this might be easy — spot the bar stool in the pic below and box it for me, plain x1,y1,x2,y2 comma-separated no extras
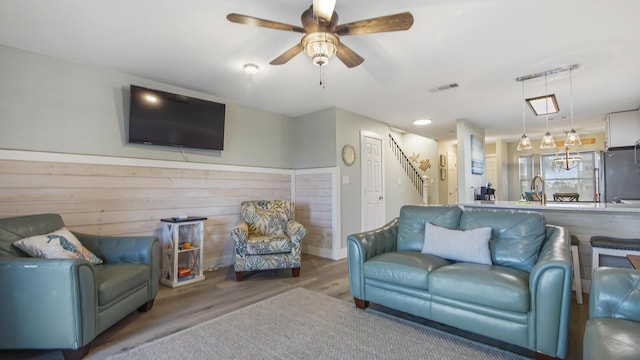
591,236,640,274
570,235,583,304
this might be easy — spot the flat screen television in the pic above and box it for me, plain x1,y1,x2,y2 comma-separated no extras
128,85,226,151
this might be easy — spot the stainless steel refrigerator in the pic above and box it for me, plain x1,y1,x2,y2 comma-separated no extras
603,147,640,203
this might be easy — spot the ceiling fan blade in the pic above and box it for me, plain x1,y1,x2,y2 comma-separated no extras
336,12,414,36
270,43,304,65
226,13,305,33
313,0,336,22
336,42,364,68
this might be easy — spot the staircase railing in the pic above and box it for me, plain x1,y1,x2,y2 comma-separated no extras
389,134,429,203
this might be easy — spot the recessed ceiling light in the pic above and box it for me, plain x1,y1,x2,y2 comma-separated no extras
413,119,432,126
243,63,259,74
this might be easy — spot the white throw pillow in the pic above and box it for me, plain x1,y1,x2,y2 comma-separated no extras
13,227,103,264
422,223,492,265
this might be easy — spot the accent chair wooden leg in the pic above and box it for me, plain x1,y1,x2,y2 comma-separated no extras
291,267,301,277
62,343,91,360
354,298,369,309
235,271,244,281
137,298,155,312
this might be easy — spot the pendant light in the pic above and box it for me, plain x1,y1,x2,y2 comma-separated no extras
517,80,532,151
540,73,557,149
565,67,582,146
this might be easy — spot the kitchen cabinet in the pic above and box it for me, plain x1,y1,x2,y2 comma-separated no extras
607,110,640,149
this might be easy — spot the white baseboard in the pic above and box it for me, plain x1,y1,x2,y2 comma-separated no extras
302,245,347,260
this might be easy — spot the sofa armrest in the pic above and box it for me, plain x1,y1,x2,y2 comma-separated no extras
528,224,573,358
590,267,640,321
0,257,97,350
347,217,399,299
230,222,249,257
286,220,306,243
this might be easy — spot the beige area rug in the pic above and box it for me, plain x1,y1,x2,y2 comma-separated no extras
108,287,530,359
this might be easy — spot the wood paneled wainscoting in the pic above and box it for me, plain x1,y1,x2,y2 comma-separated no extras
0,150,343,270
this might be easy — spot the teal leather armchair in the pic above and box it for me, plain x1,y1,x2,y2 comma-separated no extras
0,214,160,359
583,267,640,360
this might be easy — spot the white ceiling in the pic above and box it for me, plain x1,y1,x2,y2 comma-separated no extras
1,0,639,143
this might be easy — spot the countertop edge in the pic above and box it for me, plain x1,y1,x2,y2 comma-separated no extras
457,201,640,214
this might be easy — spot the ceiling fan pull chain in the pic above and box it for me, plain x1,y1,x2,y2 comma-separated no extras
319,65,326,89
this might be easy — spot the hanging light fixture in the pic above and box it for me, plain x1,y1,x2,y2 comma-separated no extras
554,145,583,170
302,32,338,88
565,66,582,146
540,73,557,149
517,80,532,151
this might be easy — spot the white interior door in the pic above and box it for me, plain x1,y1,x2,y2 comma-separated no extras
361,131,384,231
447,152,458,204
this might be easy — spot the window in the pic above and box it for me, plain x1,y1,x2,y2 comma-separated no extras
518,155,534,197
540,150,597,201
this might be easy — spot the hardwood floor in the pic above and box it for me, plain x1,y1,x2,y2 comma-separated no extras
1,253,588,359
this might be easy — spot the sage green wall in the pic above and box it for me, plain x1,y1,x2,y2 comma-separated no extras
335,109,436,247
292,108,337,168
0,44,294,168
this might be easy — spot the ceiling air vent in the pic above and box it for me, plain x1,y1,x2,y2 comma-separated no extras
430,83,459,93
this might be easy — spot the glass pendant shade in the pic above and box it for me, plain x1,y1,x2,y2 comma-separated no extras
517,134,532,151
540,131,557,149
565,129,582,146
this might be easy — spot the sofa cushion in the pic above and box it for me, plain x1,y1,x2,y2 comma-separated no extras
397,205,462,252
12,227,103,264
95,263,150,306
584,318,640,360
429,263,530,313
422,223,492,265
459,208,545,272
364,251,450,290
245,235,292,255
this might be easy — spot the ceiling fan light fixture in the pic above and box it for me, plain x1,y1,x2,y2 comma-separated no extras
303,32,338,67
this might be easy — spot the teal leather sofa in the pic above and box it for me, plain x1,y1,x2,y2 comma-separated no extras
348,205,572,359
0,214,160,359
583,267,640,360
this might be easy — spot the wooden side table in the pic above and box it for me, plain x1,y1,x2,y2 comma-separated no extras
160,216,207,288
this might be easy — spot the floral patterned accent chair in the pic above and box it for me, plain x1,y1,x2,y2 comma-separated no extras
231,200,306,281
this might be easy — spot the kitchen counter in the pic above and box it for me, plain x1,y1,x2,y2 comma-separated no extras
458,200,640,289
458,200,640,213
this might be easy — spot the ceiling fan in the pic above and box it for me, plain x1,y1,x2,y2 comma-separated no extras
226,0,414,68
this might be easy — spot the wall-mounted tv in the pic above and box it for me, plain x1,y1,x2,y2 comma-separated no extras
128,85,226,151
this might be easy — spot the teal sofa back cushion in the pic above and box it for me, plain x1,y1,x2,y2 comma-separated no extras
459,208,546,272
397,205,462,252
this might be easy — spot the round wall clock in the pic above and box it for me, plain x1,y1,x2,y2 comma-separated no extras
342,144,356,166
